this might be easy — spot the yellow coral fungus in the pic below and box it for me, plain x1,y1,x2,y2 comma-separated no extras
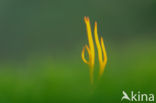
81,16,107,84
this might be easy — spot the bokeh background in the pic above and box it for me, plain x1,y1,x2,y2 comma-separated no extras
0,0,156,103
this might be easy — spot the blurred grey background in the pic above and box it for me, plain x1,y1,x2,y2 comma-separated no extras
0,0,156,61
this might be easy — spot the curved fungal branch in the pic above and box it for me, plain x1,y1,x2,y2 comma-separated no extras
81,16,107,84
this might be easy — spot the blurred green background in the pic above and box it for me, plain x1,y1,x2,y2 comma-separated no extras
0,0,156,103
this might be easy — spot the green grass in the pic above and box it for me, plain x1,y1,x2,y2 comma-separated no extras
0,40,156,103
